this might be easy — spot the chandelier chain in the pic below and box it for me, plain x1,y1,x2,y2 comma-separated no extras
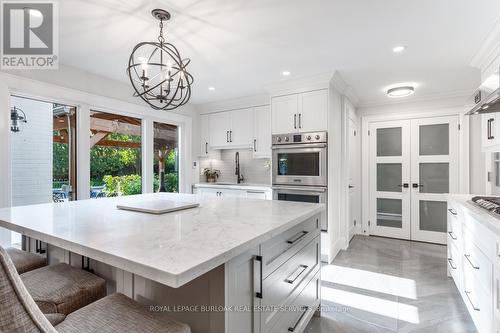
158,19,165,44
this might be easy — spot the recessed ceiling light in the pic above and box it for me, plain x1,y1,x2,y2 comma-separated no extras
208,87,215,91
282,71,291,76
387,86,415,98
392,45,406,53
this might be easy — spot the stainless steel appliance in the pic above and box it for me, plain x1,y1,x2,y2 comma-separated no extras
471,196,500,215
272,186,328,231
272,131,327,187
272,131,328,231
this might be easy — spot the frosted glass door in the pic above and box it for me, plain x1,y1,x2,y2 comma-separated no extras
410,116,459,244
369,121,411,240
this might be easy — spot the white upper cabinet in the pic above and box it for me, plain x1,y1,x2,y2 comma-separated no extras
271,89,328,134
208,108,255,149
481,113,500,152
199,114,221,158
300,89,328,132
272,94,299,134
253,105,271,158
230,108,254,147
209,111,232,148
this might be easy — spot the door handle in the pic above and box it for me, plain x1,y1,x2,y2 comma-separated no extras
488,118,495,140
348,185,355,189
298,113,302,129
397,183,409,188
205,142,208,154
253,139,257,152
226,131,229,143
412,183,423,188
230,131,233,142
294,114,297,129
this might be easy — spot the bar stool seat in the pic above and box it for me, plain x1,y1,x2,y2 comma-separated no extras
21,263,106,315
56,293,191,333
6,247,47,274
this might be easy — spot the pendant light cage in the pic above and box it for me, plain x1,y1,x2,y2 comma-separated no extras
127,9,193,111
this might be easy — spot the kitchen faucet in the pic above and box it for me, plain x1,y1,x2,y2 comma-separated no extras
235,152,244,184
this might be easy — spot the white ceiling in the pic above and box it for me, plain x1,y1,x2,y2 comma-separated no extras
59,0,500,105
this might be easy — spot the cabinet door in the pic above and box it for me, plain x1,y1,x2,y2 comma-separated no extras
230,108,254,147
198,188,219,199
219,189,246,198
272,94,299,134
199,114,210,157
253,105,271,158
299,89,328,132
209,112,231,148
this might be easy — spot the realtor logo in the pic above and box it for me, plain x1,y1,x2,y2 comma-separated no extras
1,1,58,69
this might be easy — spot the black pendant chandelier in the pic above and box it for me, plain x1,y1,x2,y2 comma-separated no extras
127,9,193,111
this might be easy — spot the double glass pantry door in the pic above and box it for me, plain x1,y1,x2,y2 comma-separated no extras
369,116,459,244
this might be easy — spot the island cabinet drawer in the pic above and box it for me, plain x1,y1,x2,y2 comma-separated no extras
463,217,496,262
447,209,462,246
463,264,493,333
463,239,493,295
267,272,320,333
260,237,319,332
447,241,460,287
261,215,320,278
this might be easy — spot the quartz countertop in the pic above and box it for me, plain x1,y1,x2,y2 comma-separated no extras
0,193,324,288
193,183,271,191
449,194,500,236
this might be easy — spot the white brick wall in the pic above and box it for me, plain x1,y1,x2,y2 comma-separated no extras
10,96,53,207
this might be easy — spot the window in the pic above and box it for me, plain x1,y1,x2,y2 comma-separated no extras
89,111,142,197
153,122,179,192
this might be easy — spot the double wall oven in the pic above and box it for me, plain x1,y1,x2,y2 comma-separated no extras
272,131,328,231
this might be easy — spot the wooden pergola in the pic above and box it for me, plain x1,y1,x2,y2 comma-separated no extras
53,111,178,149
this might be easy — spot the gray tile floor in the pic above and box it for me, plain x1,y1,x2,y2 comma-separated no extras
305,235,477,333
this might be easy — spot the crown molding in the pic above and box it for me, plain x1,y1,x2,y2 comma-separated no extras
195,93,270,114
329,71,360,107
357,89,474,110
265,71,334,97
470,14,500,73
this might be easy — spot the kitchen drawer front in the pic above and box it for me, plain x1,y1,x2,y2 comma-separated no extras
261,215,320,278
463,263,493,333
261,237,320,332
266,271,320,333
462,238,493,296
447,207,462,247
463,217,496,262
447,240,460,287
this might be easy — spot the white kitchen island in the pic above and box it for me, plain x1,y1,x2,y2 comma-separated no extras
0,193,324,333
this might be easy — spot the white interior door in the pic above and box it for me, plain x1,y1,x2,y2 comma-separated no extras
348,118,359,241
369,120,411,240
410,116,459,244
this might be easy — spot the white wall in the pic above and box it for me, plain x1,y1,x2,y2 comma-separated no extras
10,97,53,206
469,115,487,194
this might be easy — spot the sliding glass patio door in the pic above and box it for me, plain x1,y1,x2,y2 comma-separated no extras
369,116,459,244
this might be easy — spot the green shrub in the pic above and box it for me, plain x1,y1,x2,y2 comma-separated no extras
103,174,142,196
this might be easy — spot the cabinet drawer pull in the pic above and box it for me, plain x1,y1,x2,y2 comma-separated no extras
294,114,297,129
448,231,457,240
253,139,257,152
447,258,457,270
286,231,308,244
288,306,309,332
230,130,232,142
464,291,480,311
464,254,480,270
298,113,302,129
226,131,229,143
253,255,263,299
247,190,264,194
285,264,308,284
488,118,495,140
448,208,457,216
205,142,208,154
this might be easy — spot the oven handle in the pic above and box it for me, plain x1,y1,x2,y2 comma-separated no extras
272,186,327,193
272,143,327,149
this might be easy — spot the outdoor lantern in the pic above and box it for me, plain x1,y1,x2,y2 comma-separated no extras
11,106,27,133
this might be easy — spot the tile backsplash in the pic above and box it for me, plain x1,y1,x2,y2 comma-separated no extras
199,149,271,185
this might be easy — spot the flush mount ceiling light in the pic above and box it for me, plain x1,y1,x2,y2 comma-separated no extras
127,9,193,111
282,71,291,76
392,45,406,53
387,86,415,98
208,86,215,91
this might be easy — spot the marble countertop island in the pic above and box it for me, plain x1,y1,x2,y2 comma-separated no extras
0,193,324,288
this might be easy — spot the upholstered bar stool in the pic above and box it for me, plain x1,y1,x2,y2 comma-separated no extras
21,262,107,315
0,245,191,333
6,247,47,274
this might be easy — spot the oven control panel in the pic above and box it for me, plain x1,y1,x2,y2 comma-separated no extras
272,131,327,145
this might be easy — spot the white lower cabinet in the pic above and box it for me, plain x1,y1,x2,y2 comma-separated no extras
225,215,321,333
193,186,272,200
448,199,496,333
